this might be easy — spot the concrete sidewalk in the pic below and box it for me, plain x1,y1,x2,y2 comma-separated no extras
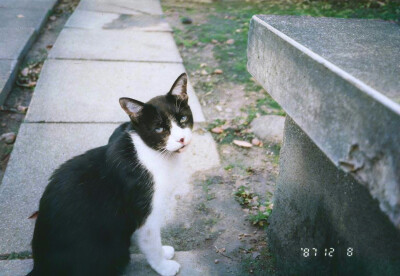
0,0,58,104
0,0,219,275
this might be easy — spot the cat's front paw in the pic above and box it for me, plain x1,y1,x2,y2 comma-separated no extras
153,260,180,276
162,245,175,260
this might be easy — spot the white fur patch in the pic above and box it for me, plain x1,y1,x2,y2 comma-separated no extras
165,121,192,152
130,133,185,275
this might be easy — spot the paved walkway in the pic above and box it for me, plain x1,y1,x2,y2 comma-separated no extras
0,0,220,275
0,0,58,104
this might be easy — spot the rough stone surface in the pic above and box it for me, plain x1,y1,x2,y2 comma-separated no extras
0,0,58,10
250,115,285,144
0,59,18,104
0,8,50,32
269,117,400,275
0,123,218,254
77,0,163,15
248,15,400,227
26,60,205,123
0,27,35,60
0,251,234,276
66,10,172,32
49,28,182,62
258,15,400,103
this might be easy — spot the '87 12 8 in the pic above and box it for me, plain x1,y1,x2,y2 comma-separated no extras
300,248,354,257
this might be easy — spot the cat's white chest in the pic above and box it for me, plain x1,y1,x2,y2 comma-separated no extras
131,134,182,219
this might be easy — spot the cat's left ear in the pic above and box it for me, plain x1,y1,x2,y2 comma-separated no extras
168,73,188,100
119,97,144,120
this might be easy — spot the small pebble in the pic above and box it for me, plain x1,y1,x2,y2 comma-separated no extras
21,68,29,77
17,105,28,113
213,69,223,74
49,15,57,21
211,39,218,44
226,39,235,44
200,69,208,76
214,259,219,264
1,132,16,144
251,138,261,146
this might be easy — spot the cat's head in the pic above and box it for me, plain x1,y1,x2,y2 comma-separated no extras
119,73,193,153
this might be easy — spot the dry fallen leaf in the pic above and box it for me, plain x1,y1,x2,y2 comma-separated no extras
211,127,223,134
28,211,39,219
233,140,253,148
226,39,235,44
214,69,223,74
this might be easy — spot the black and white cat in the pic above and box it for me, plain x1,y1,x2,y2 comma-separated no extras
28,73,193,276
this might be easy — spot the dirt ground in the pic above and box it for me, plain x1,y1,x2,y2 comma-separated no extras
161,1,284,274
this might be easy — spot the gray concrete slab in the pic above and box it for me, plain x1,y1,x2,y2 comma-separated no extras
0,8,50,32
0,27,35,60
0,0,57,10
0,59,18,104
77,0,163,15
26,60,205,122
248,15,400,227
0,123,218,254
0,250,233,276
0,123,119,254
66,10,172,32
49,28,182,62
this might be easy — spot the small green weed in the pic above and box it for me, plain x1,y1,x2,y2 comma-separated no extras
234,186,273,228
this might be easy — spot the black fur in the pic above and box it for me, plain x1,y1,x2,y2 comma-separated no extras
28,73,193,276
29,127,153,276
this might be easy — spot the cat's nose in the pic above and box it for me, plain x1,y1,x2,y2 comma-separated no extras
179,138,185,144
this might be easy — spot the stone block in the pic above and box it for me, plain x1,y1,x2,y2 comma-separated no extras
77,0,163,15
26,60,204,123
49,28,182,62
66,10,172,32
268,117,400,275
247,15,400,227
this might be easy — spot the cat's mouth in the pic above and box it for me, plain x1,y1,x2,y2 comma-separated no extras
175,144,189,153
176,145,186,153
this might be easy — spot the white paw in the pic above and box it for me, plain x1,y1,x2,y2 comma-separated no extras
153,260,181,276
162,245,175,260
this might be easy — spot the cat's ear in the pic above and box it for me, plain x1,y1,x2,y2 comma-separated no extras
168,73,188,100
119,97,144,120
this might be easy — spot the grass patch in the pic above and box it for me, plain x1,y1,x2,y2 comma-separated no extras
234,186,273,229
241,246,276,275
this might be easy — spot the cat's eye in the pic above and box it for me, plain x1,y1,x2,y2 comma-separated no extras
155,127,164,133
180,116,187,123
